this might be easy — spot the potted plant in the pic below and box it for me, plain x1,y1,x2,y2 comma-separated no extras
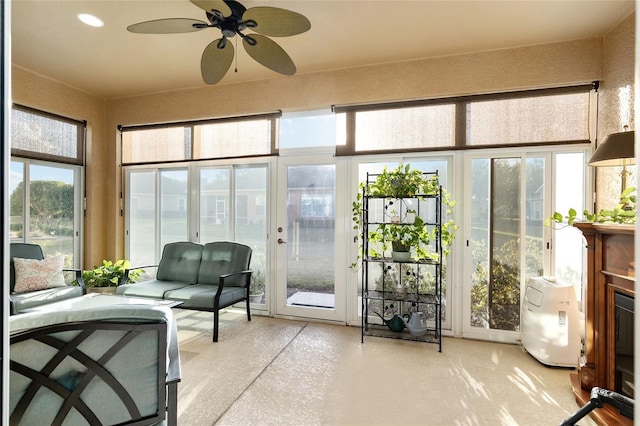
351,164,458,267
249,270,265,303
83,259,144,294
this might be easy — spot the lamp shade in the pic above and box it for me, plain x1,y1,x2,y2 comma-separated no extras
588,130,635,166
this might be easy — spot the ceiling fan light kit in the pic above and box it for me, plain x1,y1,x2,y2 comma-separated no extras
127,0,310,85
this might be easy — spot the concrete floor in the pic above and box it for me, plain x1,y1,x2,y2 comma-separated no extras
173,309,595,426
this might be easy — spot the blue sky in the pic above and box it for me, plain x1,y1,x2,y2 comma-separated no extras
10,162,74,193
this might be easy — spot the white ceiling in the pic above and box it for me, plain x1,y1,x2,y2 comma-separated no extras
11,0,636,99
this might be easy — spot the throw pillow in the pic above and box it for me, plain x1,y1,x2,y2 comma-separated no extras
13,255,67,293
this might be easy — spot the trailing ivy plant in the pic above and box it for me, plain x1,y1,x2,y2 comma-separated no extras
351,164,458,268
546,186,636,227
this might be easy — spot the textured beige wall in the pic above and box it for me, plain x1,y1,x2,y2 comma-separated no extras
11,66,108,268
108,38,603,124
596,13,636,211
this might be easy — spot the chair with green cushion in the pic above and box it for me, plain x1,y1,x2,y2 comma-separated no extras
9,243,86,314
164,241,253,342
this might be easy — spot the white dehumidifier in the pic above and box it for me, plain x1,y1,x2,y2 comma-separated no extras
520,276,581,367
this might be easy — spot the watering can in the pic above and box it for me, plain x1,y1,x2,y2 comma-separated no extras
406,311,427,337
375,312,405,332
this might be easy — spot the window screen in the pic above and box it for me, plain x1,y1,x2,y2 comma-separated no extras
11,105,85,165
467,92,590,146
194,118,272,158
121,113,278,165
353,104,456,151
335,84,593,155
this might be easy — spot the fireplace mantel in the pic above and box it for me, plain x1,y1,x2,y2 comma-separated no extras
572,222,634,425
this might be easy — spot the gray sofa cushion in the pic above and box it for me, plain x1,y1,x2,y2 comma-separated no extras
117,279,190,299
198,242,252,287
165,284,247,309
11,286,84,314
156,242,203,284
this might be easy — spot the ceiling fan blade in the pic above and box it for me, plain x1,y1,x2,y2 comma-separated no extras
243,34,296,75
190,0,232,17
201,38,235,84
127,18,207,34
243,7,311,37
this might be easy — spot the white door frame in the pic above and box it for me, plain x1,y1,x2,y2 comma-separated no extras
273,149,348,323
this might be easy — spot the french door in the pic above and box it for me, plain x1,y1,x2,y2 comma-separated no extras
274,154,346,322
462,149,588,343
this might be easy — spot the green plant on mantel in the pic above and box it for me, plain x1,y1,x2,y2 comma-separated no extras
82,259,144,288
546,186,636,227
351,164,458,268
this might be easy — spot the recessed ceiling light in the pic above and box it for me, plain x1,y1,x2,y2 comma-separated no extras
77,13,104,28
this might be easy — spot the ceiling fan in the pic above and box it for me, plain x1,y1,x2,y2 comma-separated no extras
127,0,311,85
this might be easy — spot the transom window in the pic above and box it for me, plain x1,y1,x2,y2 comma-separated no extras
121,112,279,165
334,84,592,155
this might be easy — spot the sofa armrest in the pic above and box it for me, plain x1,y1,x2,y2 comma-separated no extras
218,269,253,289
120,264,158,286
64,268,86,294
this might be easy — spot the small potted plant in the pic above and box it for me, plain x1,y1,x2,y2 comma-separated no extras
249,270,265,303
83,259,144,294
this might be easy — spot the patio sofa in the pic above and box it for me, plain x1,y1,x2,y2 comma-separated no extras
117,241,253,342
9,304,180,425
9,243,86,315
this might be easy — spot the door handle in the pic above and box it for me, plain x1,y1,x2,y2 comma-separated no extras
278,238,287,244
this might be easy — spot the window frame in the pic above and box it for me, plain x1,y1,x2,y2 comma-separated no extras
333,84,594,156
11,104,85,166
120,111,281,166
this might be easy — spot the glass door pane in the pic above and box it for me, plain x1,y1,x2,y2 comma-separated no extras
127,168,189,266
159,169,188,249
199,165,268,306
525,157,545,284
469,158,522,334
286,165,335,307
235,166,268,305
276,159,343,321
466,154,548,341
356,158,453,330
12,162,79,268
199,168,230,242
552,152,586,304
128,170,157,266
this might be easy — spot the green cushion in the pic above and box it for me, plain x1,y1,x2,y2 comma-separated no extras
156,242,203,284
165,284,247,309
10,286,84,314
117,280,190,298
198,242,252,287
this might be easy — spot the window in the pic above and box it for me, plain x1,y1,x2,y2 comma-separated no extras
125,164,268,305
10,106,84,268
11,105,84,165
334,85,592,155
279,109,336,149
352,104,455,152
121,112,279,164
467,92,590,145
